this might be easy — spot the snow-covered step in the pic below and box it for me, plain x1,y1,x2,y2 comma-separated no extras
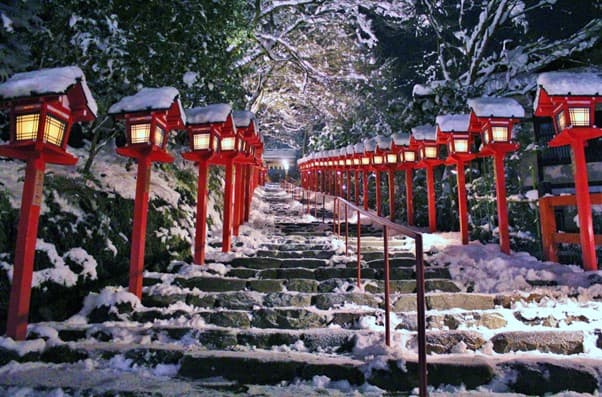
254,249,337,259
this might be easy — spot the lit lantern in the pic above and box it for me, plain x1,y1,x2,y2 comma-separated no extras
386,153,398,164
233,110,259,236
0,66,97,341
411,124,441,232
403,149,417,162
110,87,186,298
468,97,524,255
534,71,602,271
373,154,384,165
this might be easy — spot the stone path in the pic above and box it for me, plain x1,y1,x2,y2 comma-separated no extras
0,183,601,396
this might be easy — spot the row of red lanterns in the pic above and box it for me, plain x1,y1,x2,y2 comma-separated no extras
299,72,602,272
0,66,265,340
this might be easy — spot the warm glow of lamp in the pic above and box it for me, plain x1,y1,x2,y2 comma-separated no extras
43,115,66,146
193,133,211,150
282,159,290,172
556,111,567,132
403,151,416,162
338,159,344,166
569,107,590,127
373,155,384,165
16,114,39,141
422,146,438,159
491,126,509,142
153,126,165,147
345,159,352,166
130,123,151,144
353,158,360,165
386,153,397,164
221,136,236,151
361,157,370,165
452,137,469,153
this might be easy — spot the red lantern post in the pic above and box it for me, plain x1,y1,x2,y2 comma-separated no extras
534,72,602,270
436,114,475,245
182,104,234,265
353,143,364,205
233,110,259,234
0,66,97,340
412,125,442,233
110,87,185,298
468,97,524,255
376,135,397,221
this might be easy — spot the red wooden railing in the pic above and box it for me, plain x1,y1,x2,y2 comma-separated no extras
539,193,602,263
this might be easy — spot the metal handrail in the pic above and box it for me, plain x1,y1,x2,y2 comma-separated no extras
333,196,427,397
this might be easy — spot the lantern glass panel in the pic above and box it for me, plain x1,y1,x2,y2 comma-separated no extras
338,159,344,166
131,123,151,144
361,157,370,165
556,111,567,131
491,126,509,142
345,159,352,166
353,158,360,165
453,138,469,153
569,107,590,127
424,146,438,159
221,136,236,151
43,115,66,146
373,155,383,165
387,154,397,164
404,151,416,162
153,126,165,147
193,133,211,150
16,113,39,141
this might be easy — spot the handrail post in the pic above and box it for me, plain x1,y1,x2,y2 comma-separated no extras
357,210,361,288
415,234,427,397
322,194,326,223
345,204,349,256
383,225,391,347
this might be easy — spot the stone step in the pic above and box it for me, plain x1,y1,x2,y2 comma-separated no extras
4,341,599,395
167,275,459,293
228,257,331,269
255,250,336,259
261,243,333,251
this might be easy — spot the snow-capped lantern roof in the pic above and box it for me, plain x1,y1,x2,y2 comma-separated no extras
392,132,410,147
376,135,392,151
0,66,97,121
233,110,255,129
186,103,232,125
467,97,525,119
353,142,365,154
411,125,437,141
436,114,470,133
345,144,355,156
534,71,602,117
363,138,377,152
109,87,186,129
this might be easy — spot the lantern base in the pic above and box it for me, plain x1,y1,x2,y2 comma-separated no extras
0,143,77,166
182,151,214,163
479,142,519,157
445,153,476,166
116,146,174,163
416,159,444,169
548,128,602,148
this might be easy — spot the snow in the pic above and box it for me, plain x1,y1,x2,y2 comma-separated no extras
233,110,255,128
108,87,186,124
412,80,445,97
0,66,98,116
0,337,46,357
185,103,232,125
1,12,13,33
375,135,392,150
467,97,525,119
436,114,471,132
411,124,437,141
537,71,602,96
363,138,377,152
353,142,364,153
71,286,140,323
182,71,198,88
392,132,409,146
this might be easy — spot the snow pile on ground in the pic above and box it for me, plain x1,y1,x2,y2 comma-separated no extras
68,286,140,324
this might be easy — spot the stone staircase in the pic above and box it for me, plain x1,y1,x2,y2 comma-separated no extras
1,183,601,396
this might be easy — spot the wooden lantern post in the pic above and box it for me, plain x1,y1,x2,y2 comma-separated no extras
391,133,416,226
412,125,442,233
344,145,354,201
468,97,524,255
233,110,259,232
436,114,475,245
110,87,185,298
353,143,364,205
534,72,602,270
362,138,378,214
182,104,234,265
0,66,97,340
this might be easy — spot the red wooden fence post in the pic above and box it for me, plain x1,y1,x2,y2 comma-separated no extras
426,165,437,233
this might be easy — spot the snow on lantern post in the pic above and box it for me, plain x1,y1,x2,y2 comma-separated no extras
534,72,602,270
436,114,475,245
182,104,232,266
353,142,364,205
392,132,416,226
412,125,442,233
468,97,524,255
0,66,97,340
110,87,185,298
233,110,258,235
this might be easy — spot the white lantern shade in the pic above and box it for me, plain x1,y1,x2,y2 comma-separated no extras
403,151,416,162
353,158,360,165
130,123,151,144
193,133,211,150
373,155,384,165
361,157,370,165
16,113,39,142
452,138,469,153
345,159,352,166
386,153,397,164
569,107,590,127
491,126,509,142
422,146,438,159
221,136,236,151
153,125,165,147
